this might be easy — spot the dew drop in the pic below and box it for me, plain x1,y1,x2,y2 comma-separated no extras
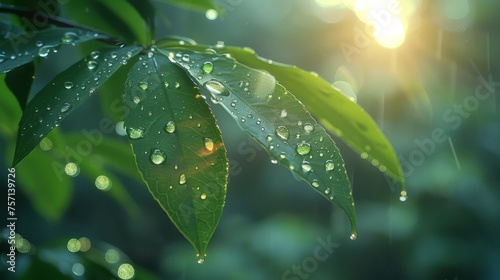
197,258,205,264
90,51,100,59
202,61,214,74
301,162,312,172
275,126,290,141
179,174,187,185
133,96,140,104
138,81,148,90
60,103,72,113
204,137,214,152
296,142,311,155
200,193,207,200
181,54,190,62
61,32,79,44
266,135,273,142
165,121,176,133
279,152,286,159
38,46,51,57
350,233,357,240
127,127,145,139
204,80,229,96
64,81,74,89
324,188,331,195
35,40,43,47
280,109,287,118
303,123,314,133
270,159,278,164
175,82,180,88
163,82,169,88
325,160,335,171
87,60,98,70
312,181,319,188
150,149,167,165
360,152,368,159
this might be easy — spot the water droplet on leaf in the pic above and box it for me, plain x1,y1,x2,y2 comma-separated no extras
64,81,74,89
165,121,176,133
301,162,312,172
61,32,79,44
60,103,72,113
179,174,187,185
204,137,214,152
325,160,335,171
38,46,51,57
275,126,290,141
150,149,166,165
296,142,311,155
202,61,214,74
127,127,145,139
204,80,229,97
304,123,314,133
138,81,148,90
87,60,98,70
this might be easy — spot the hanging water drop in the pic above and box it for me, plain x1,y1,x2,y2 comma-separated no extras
38,46,51,57
60,103,72,113
127,127,145,139
296,142,311,155
150,149,167,165
325,160,335,171
204,80,229,96
275,126,290,141
138,81,148,90
399,191,407,202
179,174,187,185
202,61,214,74
350,233,357,240
204,137,214,152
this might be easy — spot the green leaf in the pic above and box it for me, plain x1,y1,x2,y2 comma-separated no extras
162,43,406,193
0,27,107,74
62,0,149,44
164,49,357,238
6,142,72,221
5,61,34,110
124,53,228,261
13,45,142,166
0,74,22,137
154,0,220,12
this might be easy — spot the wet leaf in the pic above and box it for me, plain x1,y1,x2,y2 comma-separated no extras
164,49,357,238
5,61,34,110
124,53,228,261
13,46,142,166
0,27,107,74
162,43,405,193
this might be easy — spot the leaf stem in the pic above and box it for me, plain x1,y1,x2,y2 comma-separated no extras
0,4,124,46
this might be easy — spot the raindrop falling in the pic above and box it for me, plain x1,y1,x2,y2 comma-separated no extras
204,137,214,152
325,160,335,171
204,80,229,96
165,121,176,133
150,149,167,165
87,60,98,70
60,103,72,113
127,127,145,139
202,61,214,74
64,81,74,89
179,174,187,185
275,126,290,141
296,142,311,155
138,81,148,91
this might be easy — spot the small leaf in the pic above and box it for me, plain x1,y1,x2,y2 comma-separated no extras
124,53,228,260
13,45,142,166
155,0,221,13
162,43,405,192
0,27,108,74
5,61,34,110
164,49,357,238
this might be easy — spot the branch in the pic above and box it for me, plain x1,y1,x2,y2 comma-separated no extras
0,4,125,46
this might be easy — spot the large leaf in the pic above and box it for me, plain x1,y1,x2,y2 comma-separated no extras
158,42,405,193
164,49,358,238
124,53,228,261
13,45,142,166
0,27,107,74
